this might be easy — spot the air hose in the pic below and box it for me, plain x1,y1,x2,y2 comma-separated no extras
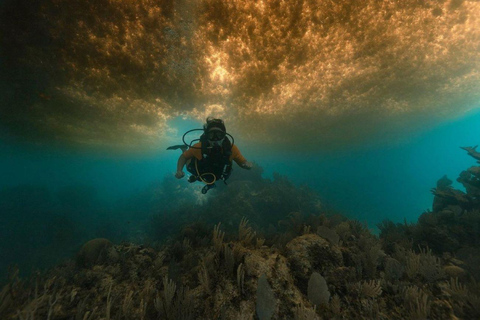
194,158,216,185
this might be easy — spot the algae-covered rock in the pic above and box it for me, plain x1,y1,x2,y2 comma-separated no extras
76,238,114,268
285,234,343,289
241,247,306,318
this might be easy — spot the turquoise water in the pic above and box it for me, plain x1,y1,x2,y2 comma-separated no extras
259,109,480,225
2,109,479,228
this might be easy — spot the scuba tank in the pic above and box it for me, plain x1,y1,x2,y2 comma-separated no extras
187,133,233,193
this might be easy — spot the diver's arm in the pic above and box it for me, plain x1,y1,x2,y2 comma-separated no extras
175,154,187,178
231,145,252,170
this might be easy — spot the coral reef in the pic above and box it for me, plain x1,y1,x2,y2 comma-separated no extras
1,149,480,319
2,214,479,319
380,146,480,283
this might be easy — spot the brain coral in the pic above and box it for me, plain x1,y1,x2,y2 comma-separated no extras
76,238,114,268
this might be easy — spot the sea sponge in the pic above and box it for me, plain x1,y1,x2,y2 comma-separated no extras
256,274,276,320
76,238,114,268
307,272,330,307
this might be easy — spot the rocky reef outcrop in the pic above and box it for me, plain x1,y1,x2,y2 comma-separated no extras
379,146,480,283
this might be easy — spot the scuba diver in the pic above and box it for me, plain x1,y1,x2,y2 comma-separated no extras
168,118,252,194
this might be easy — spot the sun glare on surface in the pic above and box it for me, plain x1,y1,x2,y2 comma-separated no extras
0,0,479,150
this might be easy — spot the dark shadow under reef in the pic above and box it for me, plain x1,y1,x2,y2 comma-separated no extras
1,148,480,319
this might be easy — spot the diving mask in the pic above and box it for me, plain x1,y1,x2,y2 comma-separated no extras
206,128,226,141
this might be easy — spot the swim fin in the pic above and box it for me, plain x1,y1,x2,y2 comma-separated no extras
167,145,188,152
202,183,216,194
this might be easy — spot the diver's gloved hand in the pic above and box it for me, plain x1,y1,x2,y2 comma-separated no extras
240,161,253,170
175,171,185,179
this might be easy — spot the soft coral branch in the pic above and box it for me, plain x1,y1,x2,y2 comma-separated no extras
461,146,480,163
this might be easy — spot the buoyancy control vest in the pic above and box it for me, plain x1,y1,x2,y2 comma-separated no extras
187,134,233,184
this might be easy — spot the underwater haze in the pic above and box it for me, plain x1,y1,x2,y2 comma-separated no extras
1,0,480,319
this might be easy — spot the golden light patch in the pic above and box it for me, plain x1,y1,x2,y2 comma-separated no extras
1,0,479,150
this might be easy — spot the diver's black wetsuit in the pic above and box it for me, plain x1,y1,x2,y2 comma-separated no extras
186,135,233,184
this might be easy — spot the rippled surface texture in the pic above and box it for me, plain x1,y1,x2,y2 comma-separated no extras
1,0,479,149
